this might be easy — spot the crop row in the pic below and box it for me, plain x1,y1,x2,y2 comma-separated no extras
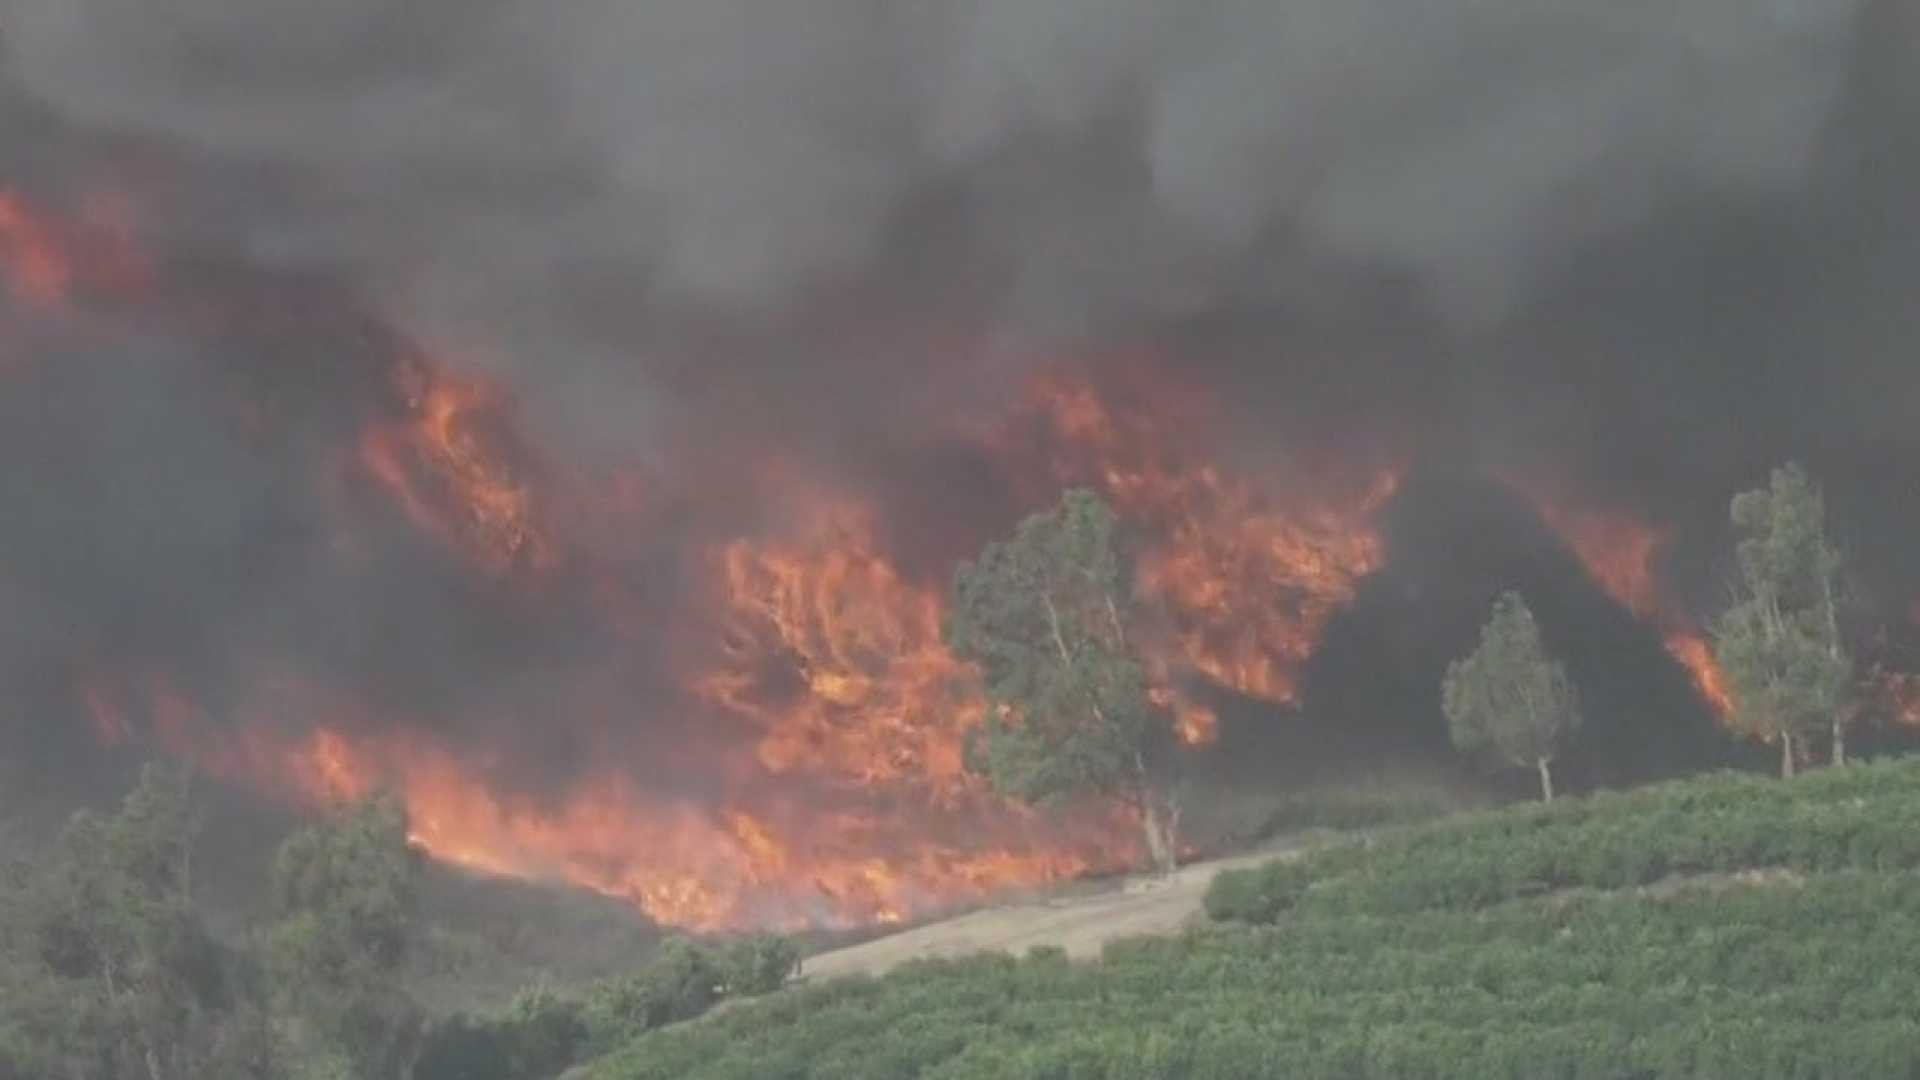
1206,758,1920,923
590,869,1920,1080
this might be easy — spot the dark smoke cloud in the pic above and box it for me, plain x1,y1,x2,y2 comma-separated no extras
0,0,1869,335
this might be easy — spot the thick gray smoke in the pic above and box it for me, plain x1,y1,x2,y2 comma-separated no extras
1,0,1869,338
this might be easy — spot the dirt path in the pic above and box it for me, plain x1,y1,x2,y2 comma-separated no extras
801,847,1299,981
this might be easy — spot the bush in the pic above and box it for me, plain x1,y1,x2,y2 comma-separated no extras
583,936,724,1048
415,983,588,1080
719,933,803,997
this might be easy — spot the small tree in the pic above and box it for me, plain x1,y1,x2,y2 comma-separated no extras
0,764,282,1079
266,795,423,1080
1442,591,1583,802
1713,464,1853,777
945,489,1182,874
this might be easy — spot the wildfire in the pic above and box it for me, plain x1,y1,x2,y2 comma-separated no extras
1524,493,1734,718
0,188,149,311
262,720,1114,930
357,353,559,577
693,504,982,793
57,310,1387,927
1888,675,1920,727
0,190,74,307
1661,633,1737,717
1011,372,1398,738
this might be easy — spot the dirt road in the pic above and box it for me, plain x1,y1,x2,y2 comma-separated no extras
801,847,1296,981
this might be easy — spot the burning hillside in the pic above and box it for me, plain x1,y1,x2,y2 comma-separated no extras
1,187,1413,928
5,0,1920,932
1519,491,1736,719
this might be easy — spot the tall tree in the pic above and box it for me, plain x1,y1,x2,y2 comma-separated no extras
1713,464,1853,776
945,489,1182,874
1442,591,1583,802
266,795,423,1080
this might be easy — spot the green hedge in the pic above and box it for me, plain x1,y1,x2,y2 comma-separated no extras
1207,758,1920,923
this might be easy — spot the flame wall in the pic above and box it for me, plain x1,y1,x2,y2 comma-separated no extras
3,1,1920,928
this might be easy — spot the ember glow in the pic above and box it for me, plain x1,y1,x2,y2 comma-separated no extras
0,188,148,312
0,190,73,307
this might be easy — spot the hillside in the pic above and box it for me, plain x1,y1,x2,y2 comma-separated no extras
579,759,1920,1080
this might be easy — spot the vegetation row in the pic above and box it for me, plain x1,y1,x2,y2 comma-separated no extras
1205,757,1920,923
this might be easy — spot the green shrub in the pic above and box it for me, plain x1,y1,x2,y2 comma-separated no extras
718,933,802,997
583,936,724,1047
1212,759,1920,925
414,982,588,1080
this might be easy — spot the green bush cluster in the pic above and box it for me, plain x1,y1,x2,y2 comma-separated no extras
1207,758,1920,923
417,933,801,1080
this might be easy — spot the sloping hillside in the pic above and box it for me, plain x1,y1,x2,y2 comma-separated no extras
580,758,1920,1080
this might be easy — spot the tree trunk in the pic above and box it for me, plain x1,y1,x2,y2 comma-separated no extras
1536,758,1554,803
1821,571,1845,770
1140,796,1176,877
1781,732,1796,779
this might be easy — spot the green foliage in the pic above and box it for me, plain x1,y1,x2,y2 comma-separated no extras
1200,858,1319,924
583,759,1920,1080
1714,463,1852,772
581,936,724,1050
1207,758,1920,922
1442,591,1581,799
946,489,1178,869
417,932,801,1080
717,932,802,997
271,794,419,972
267,795,424,1080
0,764,284,1079
415,981,587,1080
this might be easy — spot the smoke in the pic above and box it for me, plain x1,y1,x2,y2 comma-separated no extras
0,0,1871,335
2,0,1919,898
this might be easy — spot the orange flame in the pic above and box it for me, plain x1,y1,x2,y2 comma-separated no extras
693,504,980,792
263,720,1116,931
1524,492,1734,718
71,345,1392,928
0,191,75,307
0,188,150,312
1014,372,1398,734
1661,632,1737,717
1887,675,1920,727
357,355,559,577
